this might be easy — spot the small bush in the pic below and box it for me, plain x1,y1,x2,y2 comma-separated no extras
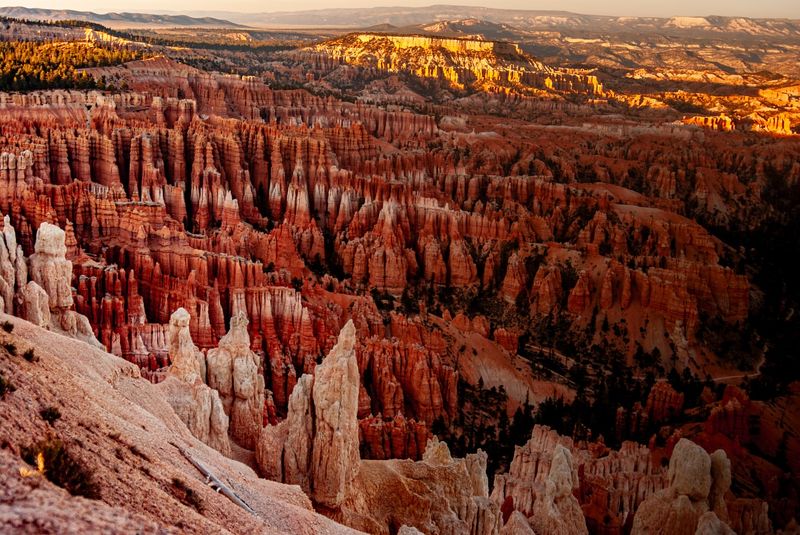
1,321,13,333
0,372,15,397
40,406,61,425
21,439,99,499
171,477,204,512
23,349,37,362
3,341,16,356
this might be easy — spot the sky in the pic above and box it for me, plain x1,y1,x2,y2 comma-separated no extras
1,0,798,19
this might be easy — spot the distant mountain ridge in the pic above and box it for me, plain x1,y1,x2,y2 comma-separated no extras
197,5,800,37
0,6,241,28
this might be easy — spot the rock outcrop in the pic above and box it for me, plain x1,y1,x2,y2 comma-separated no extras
631,438,737,535
500,511,535,535
206,312,265,449
27,222,101,347
256,320,360,507
311,320,361,507
158,308,231,456
493,425,668,533
337,439,501,535
530,445,589,535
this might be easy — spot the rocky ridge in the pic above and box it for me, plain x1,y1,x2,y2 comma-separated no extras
302,33,604,96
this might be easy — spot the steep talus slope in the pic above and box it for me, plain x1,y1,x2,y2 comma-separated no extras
0,313,361,534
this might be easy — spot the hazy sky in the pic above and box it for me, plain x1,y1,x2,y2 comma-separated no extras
1,0,798,18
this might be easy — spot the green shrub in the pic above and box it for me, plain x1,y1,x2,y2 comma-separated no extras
21,439,99,499
0,372,15,397
40,406,61,425
1,321,13,333
23,348,37,362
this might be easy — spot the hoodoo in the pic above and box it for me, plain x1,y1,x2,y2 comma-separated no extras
0,6,798,534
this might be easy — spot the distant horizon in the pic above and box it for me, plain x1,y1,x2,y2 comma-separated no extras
1,1,798,20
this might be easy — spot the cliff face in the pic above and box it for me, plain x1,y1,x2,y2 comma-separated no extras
303,33,604,95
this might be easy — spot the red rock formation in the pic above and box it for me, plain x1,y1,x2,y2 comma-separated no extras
631,439,743,535
531,266,562,315
358,414,431,460
645,382,685,424
0,51,791,530
568,270,592,314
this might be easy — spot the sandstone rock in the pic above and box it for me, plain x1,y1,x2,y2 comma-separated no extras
161,307,230,456
0,215,25,314
530,445,588,535
359,414,430,460
631,438,735,535
695,512,735,535
257,320,360,507
21,280,50,327
646,382,685,423
307,34,604,97
206,312,265,449
337,437,501,535
567,270,592,314
493,425,668,532
709,450,731,521
158,372,231,456
311,319,361,507
27,221,102,347
668,439,711,502
501,511,535,535
167,307,206,382
29,222,72,309
256,372,315,490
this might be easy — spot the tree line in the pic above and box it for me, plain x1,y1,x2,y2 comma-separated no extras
0,41,143,91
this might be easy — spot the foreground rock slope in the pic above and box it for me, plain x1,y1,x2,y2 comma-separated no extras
0,313,361,534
